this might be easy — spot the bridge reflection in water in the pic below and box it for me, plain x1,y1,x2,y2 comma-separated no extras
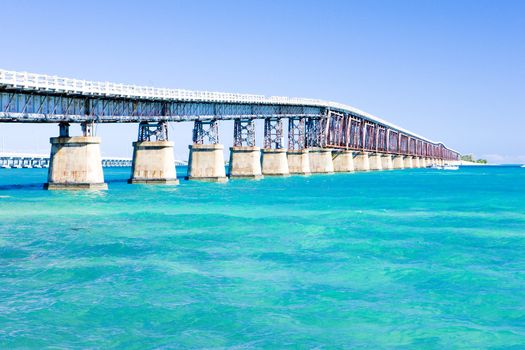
0,69,460,190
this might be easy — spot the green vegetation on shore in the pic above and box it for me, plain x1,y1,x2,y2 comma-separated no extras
461,154,488,164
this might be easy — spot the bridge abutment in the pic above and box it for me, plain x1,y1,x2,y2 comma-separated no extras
403,156,414,168
261,118,289,176
129,141,178,184
353,152,370,171
129,122,178,184
187,120,227,182
286,118,310,175
332,150,354,172
229,119,262,179
261,149,289,176
309,148,334,174
287,149,311,175
413,156,421,168
45,123,107,190
392,155,405,169
369,153,383,171
229,146,262,179
187,144,227,181
381,154,394,170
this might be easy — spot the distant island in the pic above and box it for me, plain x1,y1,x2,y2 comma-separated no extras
461,154,488,164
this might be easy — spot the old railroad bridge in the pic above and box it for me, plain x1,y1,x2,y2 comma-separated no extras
0,69,459,190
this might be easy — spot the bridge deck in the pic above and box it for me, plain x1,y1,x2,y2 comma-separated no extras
0,69,453,152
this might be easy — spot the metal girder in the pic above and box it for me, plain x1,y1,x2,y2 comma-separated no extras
264,117,284,149
288,117,306,150
0,87,460,160
193,120,219,144
233,118,256,147
137,121,169,142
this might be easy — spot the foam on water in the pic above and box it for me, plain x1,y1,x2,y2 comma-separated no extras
0,166,524,348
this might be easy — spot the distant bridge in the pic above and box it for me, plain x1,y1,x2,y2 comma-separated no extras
0,69,459,190
0,152,129,168
0,152,187,169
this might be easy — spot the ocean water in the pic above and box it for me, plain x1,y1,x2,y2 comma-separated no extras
0,166,524,349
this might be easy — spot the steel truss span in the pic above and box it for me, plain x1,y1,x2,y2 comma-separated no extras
0,69,459,160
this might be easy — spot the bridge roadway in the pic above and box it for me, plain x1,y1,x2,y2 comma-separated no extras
0,69,460,190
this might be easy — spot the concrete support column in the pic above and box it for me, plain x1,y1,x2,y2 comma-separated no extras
369,153,383,171
229,146,262,179
187,144,227,182
287,149,311,175
129,141,178,184
381,154,394,170
261,148,289,176
332,150,354,172
353,151,370,171
419,157,427,168
404,156,414,168
309,147,334,173
45,136,107,190
413,156,421,168
392,155,405,169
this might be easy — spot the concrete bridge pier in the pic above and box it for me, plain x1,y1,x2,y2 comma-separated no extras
286,118,310,175
332,150,354,172
287,149,311,175
381,154,394,170
369,153,383,171
129,122,178,184
309,148,334,173
187,120,227,182
229,119,262,179
392,155,405,169
404,156,414,168
45,122,107,190
419,157,428,168
229,146,262,179
413,156,421,168
261,118,289,176
353,151,370,171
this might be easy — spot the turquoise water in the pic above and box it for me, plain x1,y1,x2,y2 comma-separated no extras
1,166,524,349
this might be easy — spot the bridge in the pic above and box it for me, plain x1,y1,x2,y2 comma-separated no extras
0,152,136,169
0,69,459,189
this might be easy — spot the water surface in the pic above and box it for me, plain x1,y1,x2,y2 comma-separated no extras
1,166,524,349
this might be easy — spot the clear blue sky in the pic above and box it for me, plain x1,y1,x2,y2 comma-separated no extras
1,0,523,163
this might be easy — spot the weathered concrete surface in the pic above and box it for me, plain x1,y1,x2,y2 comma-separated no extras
424,157,432,167
229,146,262,179
369,153,383,171
403,156,414,168
419,157,427,168
413,157,421,168
332,150,354,172
129,141,178,184
261,148,289,176
45,136,107,190
287,149,311,175
353,152,370,171
309,148,334,174
392,155,405,169
187,144,228,182
381,154,394,170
